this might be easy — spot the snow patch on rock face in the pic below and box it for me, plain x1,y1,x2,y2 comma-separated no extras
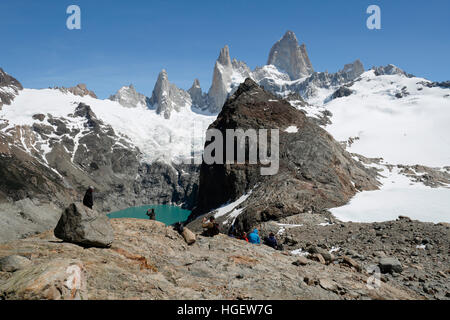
214,190,253,220
285,126,298,133
291,248,309,256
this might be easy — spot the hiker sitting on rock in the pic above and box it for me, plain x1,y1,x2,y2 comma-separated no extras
82,186,94,209
248,229,261,244
146,208,156,220
202,216,220,237
263,232,279,250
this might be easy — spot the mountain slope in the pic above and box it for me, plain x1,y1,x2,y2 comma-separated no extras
321,70,450,166
0,88,204,242
311,70,450,223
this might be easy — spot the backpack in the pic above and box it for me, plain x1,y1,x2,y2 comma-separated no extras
173,222,184,234
211,223,220,236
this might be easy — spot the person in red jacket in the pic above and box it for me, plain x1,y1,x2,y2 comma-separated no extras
241,232,249,242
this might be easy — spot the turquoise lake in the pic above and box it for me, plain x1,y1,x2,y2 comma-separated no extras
108,205,191,226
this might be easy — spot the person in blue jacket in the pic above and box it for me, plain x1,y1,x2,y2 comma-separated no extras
263,233,278,249
248,229,261,244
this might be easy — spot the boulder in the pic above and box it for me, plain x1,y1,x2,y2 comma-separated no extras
308,246,334,264
309,253,326,265
319,278,338,292
0,255,31,272
181,227,196,245
0,259,86,300
292,256,309,266
379,257,403,274
342,256,361,272
54,203,114,248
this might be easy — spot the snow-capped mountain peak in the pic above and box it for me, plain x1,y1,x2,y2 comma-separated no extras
267,30,314,80
149,69,192,119
188,79,207,108
217,45,232,67
206,46,251,113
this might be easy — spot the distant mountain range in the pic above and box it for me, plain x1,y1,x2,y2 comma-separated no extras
107,30,367,117
0,30,449,243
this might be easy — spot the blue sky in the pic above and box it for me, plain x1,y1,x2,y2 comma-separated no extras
1,0,449,98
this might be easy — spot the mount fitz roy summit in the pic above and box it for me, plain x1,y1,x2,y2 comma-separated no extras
0,30,450,245
267,30,314,79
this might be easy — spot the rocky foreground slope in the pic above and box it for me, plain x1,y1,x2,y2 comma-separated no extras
0,218,436,300
256,213,449,300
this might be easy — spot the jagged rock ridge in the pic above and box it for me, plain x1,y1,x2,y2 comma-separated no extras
55,84,97,99
188,79,207,108
107,31,368,117
372,64,414,78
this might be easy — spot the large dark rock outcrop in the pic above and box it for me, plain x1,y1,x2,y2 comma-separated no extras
332,86,353,99
54,203,114,248
190,78,379,232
